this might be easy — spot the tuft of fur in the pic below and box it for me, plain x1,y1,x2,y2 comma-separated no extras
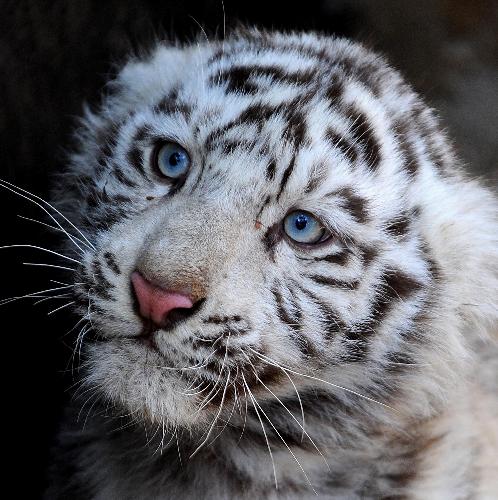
47,29,498,499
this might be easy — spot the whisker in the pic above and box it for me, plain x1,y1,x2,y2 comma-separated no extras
0,244,80,263
248,347,397,412
17,215,89,248
47,301,75,315
241,372,278,490
0,284,75,306
189,371,231,459
22,262,76,272
243,354,330,471
33,294,72,305
0,178,95,250
242,372,316,494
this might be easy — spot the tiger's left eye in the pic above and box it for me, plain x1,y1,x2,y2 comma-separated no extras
283,211,329,245
154,142,191,179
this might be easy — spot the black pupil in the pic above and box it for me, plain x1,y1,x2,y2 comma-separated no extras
169,151,182,166
295,214,308,230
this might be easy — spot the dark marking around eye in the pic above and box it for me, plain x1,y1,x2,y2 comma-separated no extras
103,252,121,275
133,125,150,143
325,128,358,163
262,222,282,256
127,146,145,176
348,107,381,171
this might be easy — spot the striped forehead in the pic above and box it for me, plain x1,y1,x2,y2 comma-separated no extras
125,36,403,208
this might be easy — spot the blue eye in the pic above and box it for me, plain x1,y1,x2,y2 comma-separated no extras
283,211,329,244
155,142,191,178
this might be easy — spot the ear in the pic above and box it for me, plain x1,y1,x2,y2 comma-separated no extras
109,43,189,111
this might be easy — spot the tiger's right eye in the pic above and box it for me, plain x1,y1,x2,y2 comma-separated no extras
154,142,191,179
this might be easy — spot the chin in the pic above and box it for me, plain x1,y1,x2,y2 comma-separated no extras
84,339,214,429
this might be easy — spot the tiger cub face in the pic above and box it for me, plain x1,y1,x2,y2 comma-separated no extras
63,30,489,432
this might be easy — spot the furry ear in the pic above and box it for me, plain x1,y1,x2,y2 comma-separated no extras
109,43,189,111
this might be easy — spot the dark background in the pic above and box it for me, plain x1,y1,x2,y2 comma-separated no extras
1,1,496,497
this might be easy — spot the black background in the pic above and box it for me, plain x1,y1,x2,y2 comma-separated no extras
1,1,496,497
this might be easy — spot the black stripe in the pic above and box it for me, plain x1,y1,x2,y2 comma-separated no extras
393,120,419,176
238,103,283,127
276,155,296,202
325,78,344,104
348,107,381,171
262,222,282,256
304,166,326,194
297,285,344,341
342,269,423,361
308,274,360,289
318,250,350,266
127,146,145,176
91,260,114,300
357,245,378,267
271,284,300,333
256,195,272,220
385,214,410,237
213,65,314,94
325,128,357,163
332,187,369,224
103,252,121,275
203,315,242,325
265,161,276,181
204,103,281,151
339,57,383,97
284,108,307,149
112,167,137,188
156,99,191,118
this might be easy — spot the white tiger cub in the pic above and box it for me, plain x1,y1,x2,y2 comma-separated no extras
46,29,498,498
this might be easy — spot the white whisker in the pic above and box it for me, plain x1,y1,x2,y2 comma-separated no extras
0,178,95,250
0,244,80,263
47,301,75,315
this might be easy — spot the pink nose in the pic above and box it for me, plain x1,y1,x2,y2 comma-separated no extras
131,271,194,326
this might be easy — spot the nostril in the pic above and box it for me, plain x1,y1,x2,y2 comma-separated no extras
131,271,197,328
